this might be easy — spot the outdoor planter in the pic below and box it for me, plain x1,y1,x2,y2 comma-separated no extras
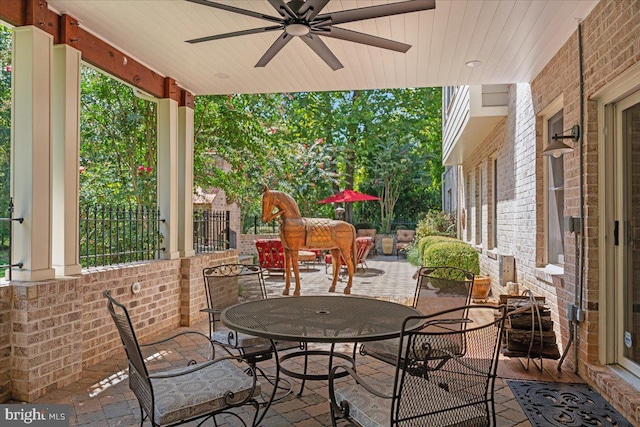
472,275,492,302
381,237,394,255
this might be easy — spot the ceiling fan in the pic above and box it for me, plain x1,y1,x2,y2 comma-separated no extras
185,0,436,70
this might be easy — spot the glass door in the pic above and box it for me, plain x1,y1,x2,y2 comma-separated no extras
616,92,640,376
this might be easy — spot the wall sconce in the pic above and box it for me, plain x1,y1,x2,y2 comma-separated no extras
542,125,580,158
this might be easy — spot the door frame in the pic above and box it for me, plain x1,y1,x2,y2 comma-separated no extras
613,92,640,375
595,61,640,370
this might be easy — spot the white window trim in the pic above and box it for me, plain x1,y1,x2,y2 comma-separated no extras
490,154,498,250
540,96,564,271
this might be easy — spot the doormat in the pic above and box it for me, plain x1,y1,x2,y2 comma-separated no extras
507,380,633,427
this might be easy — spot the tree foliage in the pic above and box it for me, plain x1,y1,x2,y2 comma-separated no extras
80,67,157,206
0,25,11,253
191,88,442,230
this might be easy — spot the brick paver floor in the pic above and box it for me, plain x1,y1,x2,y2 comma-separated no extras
29,256,583,426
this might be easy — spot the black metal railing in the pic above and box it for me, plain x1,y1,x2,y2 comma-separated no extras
242,215,278,235
80,204,165,268
193,209,232,253
0,198,24,280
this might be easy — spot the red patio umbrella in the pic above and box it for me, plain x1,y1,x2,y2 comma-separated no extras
317,189,380,204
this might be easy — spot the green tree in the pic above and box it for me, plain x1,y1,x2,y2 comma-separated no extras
280,87,442,227
193,93,289,224
0,25,11,258
80,67,157,206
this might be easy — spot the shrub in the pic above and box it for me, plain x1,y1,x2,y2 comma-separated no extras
417,236,457,260
415,210,456,240
406,243,422,266
422,240,480,275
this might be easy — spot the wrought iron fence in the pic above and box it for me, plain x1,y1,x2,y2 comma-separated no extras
243,215,278,235
80,204,165,268
0,198,24,280
193,209,232,253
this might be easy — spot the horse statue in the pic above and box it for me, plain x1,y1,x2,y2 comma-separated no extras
261,186,357,296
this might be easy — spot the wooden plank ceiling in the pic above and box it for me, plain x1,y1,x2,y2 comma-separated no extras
41,0,597,95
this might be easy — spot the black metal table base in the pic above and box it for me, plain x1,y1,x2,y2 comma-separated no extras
278,345,355,396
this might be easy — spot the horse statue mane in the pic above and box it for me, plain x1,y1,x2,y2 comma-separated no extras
262,186,357,296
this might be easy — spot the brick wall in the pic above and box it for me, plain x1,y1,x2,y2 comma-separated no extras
0,285,12,402
180,251,239,326
11,278,82,402
238,233,280,256
2,249,238,403
81,260,183,370
455,0,640,423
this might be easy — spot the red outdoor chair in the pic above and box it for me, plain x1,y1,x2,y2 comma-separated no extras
324,236,373,274
255,239,285,274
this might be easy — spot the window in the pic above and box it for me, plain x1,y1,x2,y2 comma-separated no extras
491,157,498,249
476,166,483,245
546,110,564,265
466,172,472,241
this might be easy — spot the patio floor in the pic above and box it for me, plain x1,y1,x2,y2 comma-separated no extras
28,256,583,426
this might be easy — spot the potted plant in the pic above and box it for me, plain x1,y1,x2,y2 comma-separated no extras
472,275,492,302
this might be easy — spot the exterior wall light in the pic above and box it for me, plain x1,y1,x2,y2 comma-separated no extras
542,124,580,158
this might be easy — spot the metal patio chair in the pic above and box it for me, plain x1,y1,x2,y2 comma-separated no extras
324,236,374,274
330,304,507,427
202,264,299,401
104,291,260,427
360,266,475,366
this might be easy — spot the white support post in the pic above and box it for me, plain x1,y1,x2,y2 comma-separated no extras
10,27,56,281
178,106,195,258
51,44,82,276
157,98,180,259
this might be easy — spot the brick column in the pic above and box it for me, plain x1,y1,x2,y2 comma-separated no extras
10,279,82,401
0,286,12,402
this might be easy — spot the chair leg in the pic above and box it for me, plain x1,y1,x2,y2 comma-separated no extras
138,406,146,427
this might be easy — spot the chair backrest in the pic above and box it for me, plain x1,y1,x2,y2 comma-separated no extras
396,229,416,243
203,264,267,310
413,266,474,313
355,236,373,264
104,291,153,416
255,239,285,270
330,237,373,267
392,305,507,426
356,228,377,239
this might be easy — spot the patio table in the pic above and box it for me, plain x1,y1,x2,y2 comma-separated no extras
221,295,423,397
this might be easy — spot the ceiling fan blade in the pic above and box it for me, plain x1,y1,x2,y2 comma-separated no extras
298,0,330,20
314,27,411,52
267,0,297,19
185,0,282,24
315,0,435,26
187,25,282,44
255,31,295,67
301,34,343,70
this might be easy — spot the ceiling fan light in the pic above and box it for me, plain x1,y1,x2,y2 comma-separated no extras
286,23,310,36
